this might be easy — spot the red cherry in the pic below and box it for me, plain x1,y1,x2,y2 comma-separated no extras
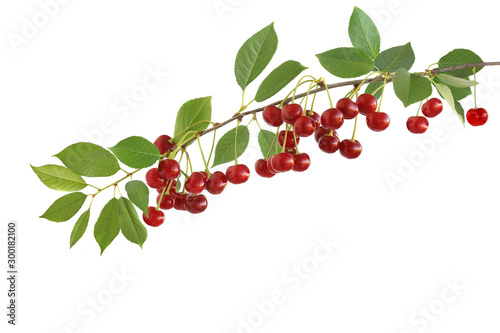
307,110,321,127
278,130,300,149
321,108,344,130
318,135,340,154
255,159,276,178
466,108,488,126
293,116,316,137
406,116,429,134
154,135,175,155
143,207,165,227
226,164,250,184
145,168,166,189
422,98,443,118
185,172,207,194
174,193,188,211
366,112,390,132
281,104,303,124
270,152,294,172
336,98,359,119
262,105,284,127
156,192,176,210
292,153,311,172
314,126,336,143
206,171,228,195
266,157,279,174
356,94,377,116
158,159,180,180
339,139,362,159
185,194,208,214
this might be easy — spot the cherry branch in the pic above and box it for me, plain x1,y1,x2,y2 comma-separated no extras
181,61,500,148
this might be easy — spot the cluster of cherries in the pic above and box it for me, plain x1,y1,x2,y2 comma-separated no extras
142,92,489,227
142,135,251,227
406,98,489,133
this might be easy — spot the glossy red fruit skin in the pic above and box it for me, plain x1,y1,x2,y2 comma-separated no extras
307,111,321,127
143,207,165,227
282,104,303,124
314,126,335,143
278,130,300,149
156,192,176,210
185,172,207,194
266,158,279,174
145,168,167,189
356,94,377,116
422,98,443,118
339,139,362,159
185,194,208,214
206,171,228,195
336,98,359,119
366,112,390,132
255,159,276,178
270,152,294,172
466,108,488,126
292,153,311,172
154,135,175,155
174,193,188,211
406,116,429,134
293,116,316,137
321,108,344,130
318,135,340,154
262,105,284,127
226,164,250,184
158,159,180,180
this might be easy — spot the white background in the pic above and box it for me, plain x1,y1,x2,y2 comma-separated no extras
1,0,499,332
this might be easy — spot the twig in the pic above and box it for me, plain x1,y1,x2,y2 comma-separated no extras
181,62,500,147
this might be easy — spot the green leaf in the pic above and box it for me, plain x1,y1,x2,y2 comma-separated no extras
94,198,121,255
173,96,212,146
348,6,380,58
255,60,307,102
374,43,415,73
435,73,477,88
364,81,385,100
212,125,250,167
235,23,278,90
118,197,147,248
392,68,432,107
432,82,465,125
40,192,87,222
437,49,483,78
55,142,120,177
258,129,280,159
433,75,471,101
109,136,161,169
70,209,90,248
31,164,87,192
316,47,374,79
125,180,150,217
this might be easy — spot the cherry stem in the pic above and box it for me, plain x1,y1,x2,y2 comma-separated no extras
473,67,477,109
351,115,359,142
197,135,209,173
376,75,388,113
207,129,217,168
234,120,241,164
320,77,334,108
416,99,424,116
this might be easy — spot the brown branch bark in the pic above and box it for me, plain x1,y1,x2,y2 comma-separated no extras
181,62,500,147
